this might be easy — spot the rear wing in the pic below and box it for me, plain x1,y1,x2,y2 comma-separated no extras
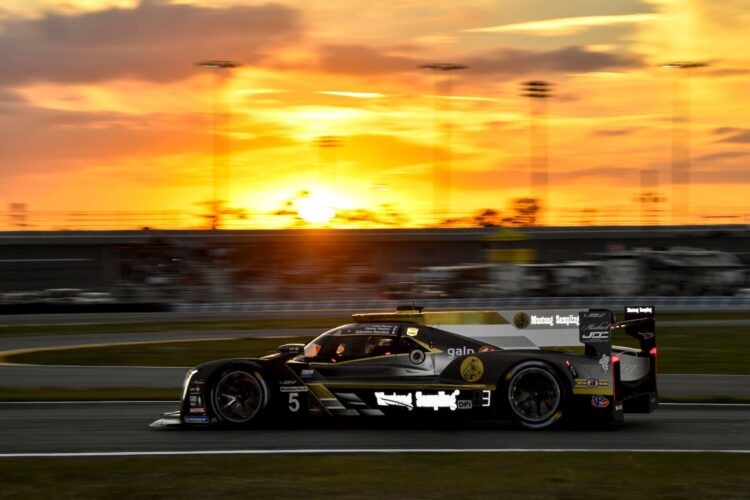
579,306,656,357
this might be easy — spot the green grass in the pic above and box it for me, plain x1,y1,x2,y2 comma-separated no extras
7,325,750,374
0,318,347,337
659,395,750,404
0,310,748,338
648,326,750,374
5,337,315,367
0,452,747,499
655,311,750,322
0,387,179,401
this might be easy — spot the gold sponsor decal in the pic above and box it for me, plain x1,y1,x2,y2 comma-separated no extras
460,356,484,383
514,312,530,329
406,327,419,337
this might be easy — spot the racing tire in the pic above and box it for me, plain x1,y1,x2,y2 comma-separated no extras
504,361,567,430
209,367,269,427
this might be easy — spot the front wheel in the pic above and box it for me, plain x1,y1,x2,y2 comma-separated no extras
210,368,268,426
505,362,567,429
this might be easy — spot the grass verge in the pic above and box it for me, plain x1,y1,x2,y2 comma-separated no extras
0,318,348,337
4,337,314,367
660,395,750,404
0,387,179,401
0,452,748,499
6,325,750,374
1,310,749,337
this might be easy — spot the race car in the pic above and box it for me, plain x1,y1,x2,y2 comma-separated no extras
151,305,657,430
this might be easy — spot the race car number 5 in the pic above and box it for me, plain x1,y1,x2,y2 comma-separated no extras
288,392,300,412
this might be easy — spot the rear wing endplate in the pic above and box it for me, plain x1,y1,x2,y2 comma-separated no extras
579,305,655,357
620,305,656,352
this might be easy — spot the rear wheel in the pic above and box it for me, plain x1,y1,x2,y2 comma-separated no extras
210,368,268,426
506,362,566,429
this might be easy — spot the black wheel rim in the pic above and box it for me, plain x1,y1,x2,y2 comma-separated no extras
508,367,561,423
213,371,264,423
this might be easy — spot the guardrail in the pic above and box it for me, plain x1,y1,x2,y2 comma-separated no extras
175,296,750,313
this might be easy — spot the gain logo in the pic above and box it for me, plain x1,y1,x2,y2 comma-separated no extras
514,312,530,329
460,356,484,382
447,346,475,357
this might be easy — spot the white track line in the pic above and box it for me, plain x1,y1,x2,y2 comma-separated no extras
0,401,746,407
660,403,750,407
0,449,748,458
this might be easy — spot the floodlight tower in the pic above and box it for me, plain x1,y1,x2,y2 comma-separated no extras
196,60,238,229
420,63,468,224
661,61,707,225
317,135,342,193
521,80,555,226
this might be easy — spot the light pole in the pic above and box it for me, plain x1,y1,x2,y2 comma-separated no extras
317,135,342,193
196,60,238,229
521,80,555,226
420,63,467,224
661,61,707,225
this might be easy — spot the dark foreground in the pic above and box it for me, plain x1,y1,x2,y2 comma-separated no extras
0,402,748,455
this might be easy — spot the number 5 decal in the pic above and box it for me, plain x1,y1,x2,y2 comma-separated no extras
288,392,300,412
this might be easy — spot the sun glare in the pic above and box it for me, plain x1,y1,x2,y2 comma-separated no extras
295,194,336,224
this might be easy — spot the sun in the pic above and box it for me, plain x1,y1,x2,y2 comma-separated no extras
295,193,336,224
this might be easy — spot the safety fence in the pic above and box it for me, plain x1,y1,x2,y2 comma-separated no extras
175,296,750,313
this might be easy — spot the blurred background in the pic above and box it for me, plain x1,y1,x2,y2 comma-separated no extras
1,0,749,309
1,226,748,308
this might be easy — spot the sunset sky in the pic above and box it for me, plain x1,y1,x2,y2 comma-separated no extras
1,0,749,228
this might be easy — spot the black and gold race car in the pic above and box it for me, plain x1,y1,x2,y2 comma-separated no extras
151,305,657,430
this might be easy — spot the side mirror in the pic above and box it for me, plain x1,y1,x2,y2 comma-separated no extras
279,343,305,354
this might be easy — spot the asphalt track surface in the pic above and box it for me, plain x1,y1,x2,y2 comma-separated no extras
0,402,747,455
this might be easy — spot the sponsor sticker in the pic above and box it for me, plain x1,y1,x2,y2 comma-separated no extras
599,354,611,374
532,315,554,326
527,314,580,328
580,312,611,344
447,346,475,357
279,386,309,393
457,400,473,410
478,345,497,353
347,325,400,336
375,391,464,412
300,369,314,379
188,382,207,414
375,392,414,411
416,390,460,411
516,311,583,329
185,415,210,424
626,306,653,315
591,395,610,408
460,356,484,382
575,378,610,387
406,327,419,337
514,312,530,329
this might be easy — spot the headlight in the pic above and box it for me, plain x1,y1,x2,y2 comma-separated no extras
181,369,198,401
